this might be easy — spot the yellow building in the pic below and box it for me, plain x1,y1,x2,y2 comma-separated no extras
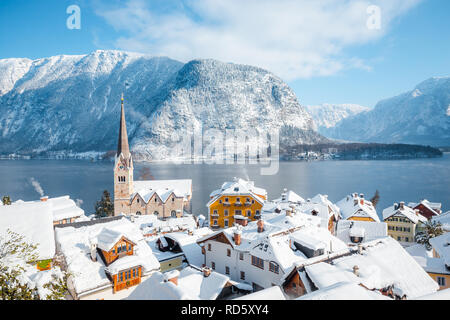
382,202,427,244
207,178,267,229
336,193,380,222
428,234,450,290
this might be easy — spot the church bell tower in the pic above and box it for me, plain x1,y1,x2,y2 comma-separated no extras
114,94,134,216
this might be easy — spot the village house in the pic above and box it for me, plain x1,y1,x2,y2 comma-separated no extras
54,216,160,300
336,193,380,222
113,95,192,218
382,201,427,245
298,194,341,234
197,211,347,292
408,199,442,220
282,237,439,300
428,234,450,289
432,211,450,232
207,178,267,229
262,190,340,235
126,266,234,300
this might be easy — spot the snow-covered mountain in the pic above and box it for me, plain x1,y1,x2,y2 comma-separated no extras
0,50,325,160
324,77,450,146
305,104,371,136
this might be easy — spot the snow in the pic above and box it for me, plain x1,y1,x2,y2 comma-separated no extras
330,237,439,298
133,179,192,202
305,104,370,132
429,233,450,262
132,214,197,235
0,201,55,260
234,286,286,300
321,77,450,146
126,266,230,300
296,282,392,300
414,288,450,300
0,51,325,159
97,228,129,252
336,220,387,244
106,255,145,275
336,194,380,222
207,178,266,207
382,204,427,224
432,210,450,231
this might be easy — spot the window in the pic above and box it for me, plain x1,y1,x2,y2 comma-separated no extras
219,200,222,204
225,266,230,275
208,243,211,251
405,237,409,242
240,271,245,280
136,211,142,216
397,236,401,241
213,220,218,226
269,262,279,274
246,198,250,202
153,211,159,216
239,252,244,260
137,198,140,203
246,210,251,217
171,210,177,217
224,219,229,227
133,269,136,278
119,273,123,282
227,249,231,257
213,210,218,215
225,198,229,202
437,277,446,286
251,255,264,269
172,197,175,202
211,262,216,270
224,210,229,216
235,210,242,215
255,210,260,215
236,198,240,202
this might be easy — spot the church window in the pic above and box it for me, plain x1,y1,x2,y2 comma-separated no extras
153,211,159,216
137,198,139,203
171,210,177,217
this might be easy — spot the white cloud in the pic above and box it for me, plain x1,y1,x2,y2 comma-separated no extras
95,0,421,80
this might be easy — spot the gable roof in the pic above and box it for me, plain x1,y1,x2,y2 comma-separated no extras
96,228,136,252
296,282,392,300
132,179,192,203
336,220,388,244
207,178,266,207
382,204,427,224
336,194,379,222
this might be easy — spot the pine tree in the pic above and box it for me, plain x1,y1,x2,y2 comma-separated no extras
415,220,444,250
370,190,380,208
94,190,114,218
2,195,11,205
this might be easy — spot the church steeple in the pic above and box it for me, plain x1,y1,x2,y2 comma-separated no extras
117,93,130,159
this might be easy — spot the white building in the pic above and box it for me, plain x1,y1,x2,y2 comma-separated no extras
197,212,347,291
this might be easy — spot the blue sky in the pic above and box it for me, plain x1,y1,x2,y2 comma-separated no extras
0,0,449,107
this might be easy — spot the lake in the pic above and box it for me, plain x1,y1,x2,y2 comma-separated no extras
1,154,449,219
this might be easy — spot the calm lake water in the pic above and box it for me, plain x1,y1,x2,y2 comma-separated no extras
1,154,449,219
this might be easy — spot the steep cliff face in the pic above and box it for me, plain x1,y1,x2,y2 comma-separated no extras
322,77,450,146
0,51,325,160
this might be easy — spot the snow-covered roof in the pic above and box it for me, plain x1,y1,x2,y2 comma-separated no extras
234,286,286,300
429,233,450,264
97,228,135,252
132,179,192,203
327,237,439,299
207,178,266,207
272,190,305,204
336,220,388,244
414,288,450,300
55,217,160,296
13,195,84,222
336,194,380,222
163,228,213,267
296,282,392,300
0,201,55,260
408,199,442,211
382,203,427,224
432,211,450,232
132,214,197,235
126,266,230,300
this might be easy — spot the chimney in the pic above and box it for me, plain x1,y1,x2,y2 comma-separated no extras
359,193,364,199
281,188,287,201
165,270,180,286
188,228,194,236
357,243,363,254
394,203,398,210
203,267,212,278
40,196,49,202
353,265,360,277
257,219,265,233
89,237,97,262
399,201,405,209
286,209,292,217
234,227,242,245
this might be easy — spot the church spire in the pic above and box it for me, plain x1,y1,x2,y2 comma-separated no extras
117,93,131,159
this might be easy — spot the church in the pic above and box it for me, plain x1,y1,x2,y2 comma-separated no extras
114,95,192,218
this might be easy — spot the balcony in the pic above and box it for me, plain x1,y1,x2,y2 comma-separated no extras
234,201,242,206
223,201,231,207
244,201,252,206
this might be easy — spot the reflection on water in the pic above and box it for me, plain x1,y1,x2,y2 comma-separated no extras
1,154,449,218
